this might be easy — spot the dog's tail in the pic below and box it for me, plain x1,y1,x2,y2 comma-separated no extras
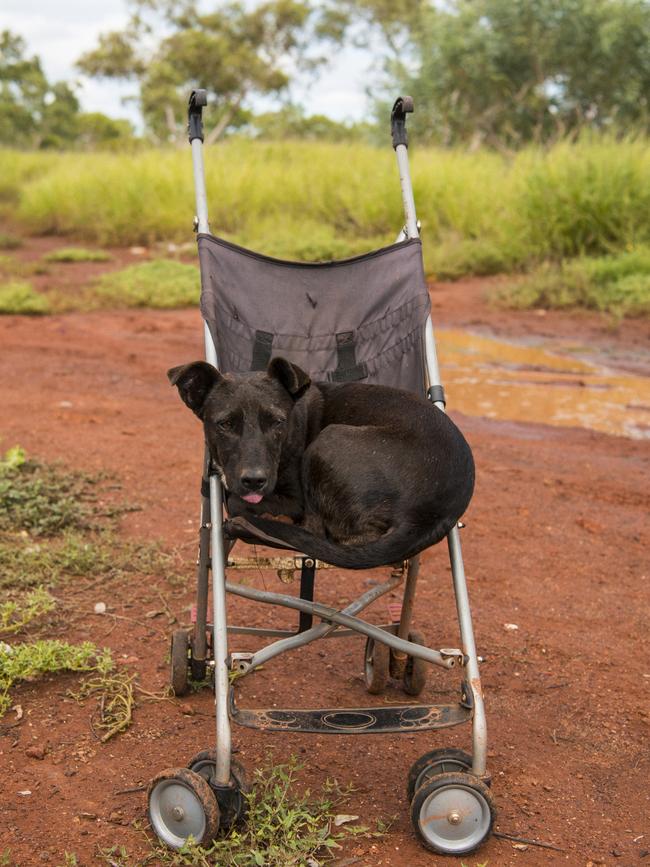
224,514,459,569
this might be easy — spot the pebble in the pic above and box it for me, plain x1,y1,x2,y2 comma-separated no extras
93,602,107,615
25,744,46,760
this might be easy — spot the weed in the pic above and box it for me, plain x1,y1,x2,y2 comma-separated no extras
0,232,22,250
44,247,110,263
59,855,79,867
0,639,111,716
70,668,136,742
0,587,55,634
91,259,199,309
0,280,49,315
101,756,386,866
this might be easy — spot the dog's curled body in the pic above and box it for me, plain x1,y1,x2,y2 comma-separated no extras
168,358,474,569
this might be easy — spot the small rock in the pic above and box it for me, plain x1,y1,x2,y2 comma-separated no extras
18,790,32,796
108,810,123,823
129,246,147,256
25,744,46,760
93,602,106,615
503,622,519,631
178,702,194,716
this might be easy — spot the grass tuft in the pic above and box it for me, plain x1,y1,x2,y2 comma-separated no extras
0,587,55,635
0,232,22,250
497,246,650,317
0,447,109,536
44,247,111,263
0,639,111,716
92,259,199,309
0,280,49,315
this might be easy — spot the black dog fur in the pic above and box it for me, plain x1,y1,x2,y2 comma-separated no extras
168,357,474,569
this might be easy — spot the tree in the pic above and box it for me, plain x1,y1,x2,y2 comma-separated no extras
0,30,135,150
345,0,650,148
77,0,346,145
0,30,80,148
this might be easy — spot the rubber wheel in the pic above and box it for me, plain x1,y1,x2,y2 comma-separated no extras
410,771,495,856
402,630,428,696
148,767,220,849
187,749,249,827
364,635,390,694
406,748,474,802
170,629,190,697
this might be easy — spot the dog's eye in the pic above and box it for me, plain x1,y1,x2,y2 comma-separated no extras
216,418,234,431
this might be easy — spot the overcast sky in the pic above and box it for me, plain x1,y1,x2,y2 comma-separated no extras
4,0,373,128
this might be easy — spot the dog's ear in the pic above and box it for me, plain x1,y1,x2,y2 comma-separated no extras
167,361,222,418
268,357,311,400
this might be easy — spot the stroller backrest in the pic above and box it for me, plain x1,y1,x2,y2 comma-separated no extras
198,234,431,395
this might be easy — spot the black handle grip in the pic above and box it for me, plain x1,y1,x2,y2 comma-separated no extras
188,89,208,143
391,96,414,149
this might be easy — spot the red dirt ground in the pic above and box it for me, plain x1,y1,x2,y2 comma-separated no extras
1,240,649,866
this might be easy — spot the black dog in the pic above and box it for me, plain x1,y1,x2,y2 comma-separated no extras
168,357,474,569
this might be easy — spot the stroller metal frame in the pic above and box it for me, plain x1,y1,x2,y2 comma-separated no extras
150,91,492,856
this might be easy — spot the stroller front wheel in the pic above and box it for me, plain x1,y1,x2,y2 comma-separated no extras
410,771,495,855
148,767,220,849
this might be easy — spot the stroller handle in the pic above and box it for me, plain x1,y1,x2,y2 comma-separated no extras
391,96,414,150
188,89,208,143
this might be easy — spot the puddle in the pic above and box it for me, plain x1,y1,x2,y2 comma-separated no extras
436,329,650,440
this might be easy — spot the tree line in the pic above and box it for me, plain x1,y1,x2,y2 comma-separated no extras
2,0,650,150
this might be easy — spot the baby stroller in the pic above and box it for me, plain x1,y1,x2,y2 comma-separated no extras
147,91,495,857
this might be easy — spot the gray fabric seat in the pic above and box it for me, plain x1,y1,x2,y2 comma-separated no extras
198,234,431,395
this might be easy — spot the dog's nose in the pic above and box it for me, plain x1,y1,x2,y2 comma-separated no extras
240,471,267,492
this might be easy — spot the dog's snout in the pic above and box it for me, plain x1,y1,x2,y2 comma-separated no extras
241,471,267,492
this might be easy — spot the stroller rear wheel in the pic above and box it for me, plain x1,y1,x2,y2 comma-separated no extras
363,635,390,694
170,629,190,697
402,630,428,696
148,767,220,849
406,747,473,802
187,749,249,827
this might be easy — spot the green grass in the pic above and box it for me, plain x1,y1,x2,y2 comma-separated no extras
0,530,181,591
44,246,111,263
0,232,22,250
0,447,108,536
3,136,650,314
0,639,111,716
6,136,649,273
497,246,650,317
92,259,200,308
0,280,49,314
0,587,55,635
100,756,386,866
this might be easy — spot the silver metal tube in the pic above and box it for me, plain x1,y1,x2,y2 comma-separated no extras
424,316,444,401
244,571,404,670
191,137,210,234
447,526,488,776
225,581,456,669
210,477,231,785
395,143,418,239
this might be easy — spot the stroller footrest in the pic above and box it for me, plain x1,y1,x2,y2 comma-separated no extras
229,691,471,734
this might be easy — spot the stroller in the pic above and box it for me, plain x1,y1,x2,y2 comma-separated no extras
147,91,495,857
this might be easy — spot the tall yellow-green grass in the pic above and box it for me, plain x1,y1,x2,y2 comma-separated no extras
3,136,650,278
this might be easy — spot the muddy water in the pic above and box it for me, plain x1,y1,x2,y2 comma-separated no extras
437,329,650,440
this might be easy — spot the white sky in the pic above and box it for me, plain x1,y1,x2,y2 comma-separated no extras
3,0,373,128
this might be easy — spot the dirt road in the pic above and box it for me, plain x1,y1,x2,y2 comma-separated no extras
0,266,649,866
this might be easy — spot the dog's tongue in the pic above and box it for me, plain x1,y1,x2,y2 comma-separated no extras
242,493,263,504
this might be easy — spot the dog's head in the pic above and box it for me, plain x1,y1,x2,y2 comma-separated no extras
167,357,310,504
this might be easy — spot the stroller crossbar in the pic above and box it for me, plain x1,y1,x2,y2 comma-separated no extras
148,91,495,858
